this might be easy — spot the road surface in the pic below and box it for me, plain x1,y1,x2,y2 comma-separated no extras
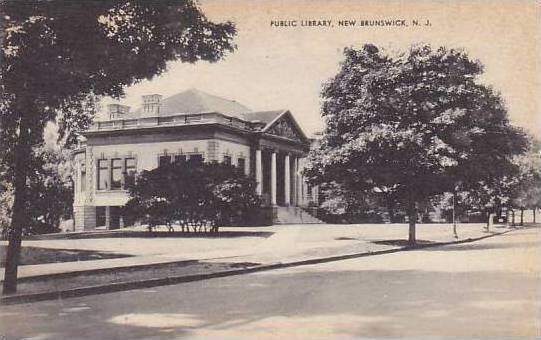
1,227,539,339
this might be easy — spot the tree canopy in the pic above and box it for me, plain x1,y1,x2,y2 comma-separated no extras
305,43,528,243
0,0,236,294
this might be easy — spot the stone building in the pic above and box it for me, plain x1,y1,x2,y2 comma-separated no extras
72,89,320,230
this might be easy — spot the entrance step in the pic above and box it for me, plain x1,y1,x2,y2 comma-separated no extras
274,206,323,225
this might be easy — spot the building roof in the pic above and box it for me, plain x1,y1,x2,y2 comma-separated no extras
90,89,308,145
240,110,284,125
136,88,252,116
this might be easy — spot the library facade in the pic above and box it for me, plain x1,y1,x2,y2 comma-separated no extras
72,89,319,230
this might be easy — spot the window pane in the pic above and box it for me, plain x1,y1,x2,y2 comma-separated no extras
159,155,171,167
174,154,186,163
97,160,108,190
80,162,86,192
111,159,122,190
96,206,106,227
125,158,136,169
189,154,203,164
237,158,245,172
80,171,86,192
110,206,121,229
125,158,136,188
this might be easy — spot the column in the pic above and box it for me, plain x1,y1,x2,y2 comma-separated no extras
292,156,298,206
302,176,308,206
255,149,262,195
297,158,304,206
284,154,290,205
271,151,277,205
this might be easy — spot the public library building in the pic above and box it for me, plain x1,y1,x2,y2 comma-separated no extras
72,89,320,230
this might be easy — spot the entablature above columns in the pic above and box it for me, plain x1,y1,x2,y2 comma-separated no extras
253,137,308,157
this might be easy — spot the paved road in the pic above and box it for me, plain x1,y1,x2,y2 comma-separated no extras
1,227,539,339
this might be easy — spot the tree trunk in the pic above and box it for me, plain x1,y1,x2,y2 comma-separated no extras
388,205,395,223
408,199,417,246
534,208,536,223
385,195,396,223
520,207,524,226
3,118,31,295
511,209,515,227
452,192,458,239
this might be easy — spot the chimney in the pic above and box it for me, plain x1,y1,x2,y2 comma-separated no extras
108,104,130,120
142,94,162,115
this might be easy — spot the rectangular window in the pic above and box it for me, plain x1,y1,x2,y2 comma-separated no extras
189,154,204,165
174,154,187,164
96,206,106,227
111,158,123,190
237,158,246,172
97,159,108,190
223,155,232,166
124,158,136,188
80,162,86,192
159,155,171,167
110,206,121,229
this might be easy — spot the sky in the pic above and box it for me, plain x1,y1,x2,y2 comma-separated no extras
105,0,540,138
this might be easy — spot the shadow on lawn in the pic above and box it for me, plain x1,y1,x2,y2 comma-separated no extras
25,230,275,241
371,239,439,247
0,245,132,267
425,240,539,252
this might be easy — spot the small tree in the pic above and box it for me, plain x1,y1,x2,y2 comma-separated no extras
123,161,260,233
510,139,541,225
305,44,527,245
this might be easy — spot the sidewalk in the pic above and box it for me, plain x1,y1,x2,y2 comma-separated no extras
2,223,497,280
0,223,519,304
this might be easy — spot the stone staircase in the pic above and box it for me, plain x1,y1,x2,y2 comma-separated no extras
274,206,323,225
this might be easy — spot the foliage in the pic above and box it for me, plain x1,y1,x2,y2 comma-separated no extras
0,180,13,238
1,124,73,239
123,161,260,232
510,139,541,210
305,43,528,243
1,0,236,179
316,182,385,223
0,0,236,293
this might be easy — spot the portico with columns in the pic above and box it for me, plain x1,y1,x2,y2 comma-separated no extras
249,110,312,209
255,148,305,207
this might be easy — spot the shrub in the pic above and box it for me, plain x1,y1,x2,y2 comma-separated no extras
122,161,260,232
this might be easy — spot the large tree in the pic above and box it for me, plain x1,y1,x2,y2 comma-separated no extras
305,44,527,245
0,0,236,294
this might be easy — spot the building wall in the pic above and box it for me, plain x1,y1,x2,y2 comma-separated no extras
214,139,251,175
74,138,252,210
72,122,311,229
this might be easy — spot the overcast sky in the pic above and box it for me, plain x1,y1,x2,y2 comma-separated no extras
106,0,540,138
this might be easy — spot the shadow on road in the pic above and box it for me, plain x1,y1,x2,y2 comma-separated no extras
1,267,537,338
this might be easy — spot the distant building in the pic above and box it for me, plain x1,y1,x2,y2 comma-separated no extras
72,89,319,230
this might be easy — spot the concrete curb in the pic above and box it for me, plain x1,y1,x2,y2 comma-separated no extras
0,227,520,305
